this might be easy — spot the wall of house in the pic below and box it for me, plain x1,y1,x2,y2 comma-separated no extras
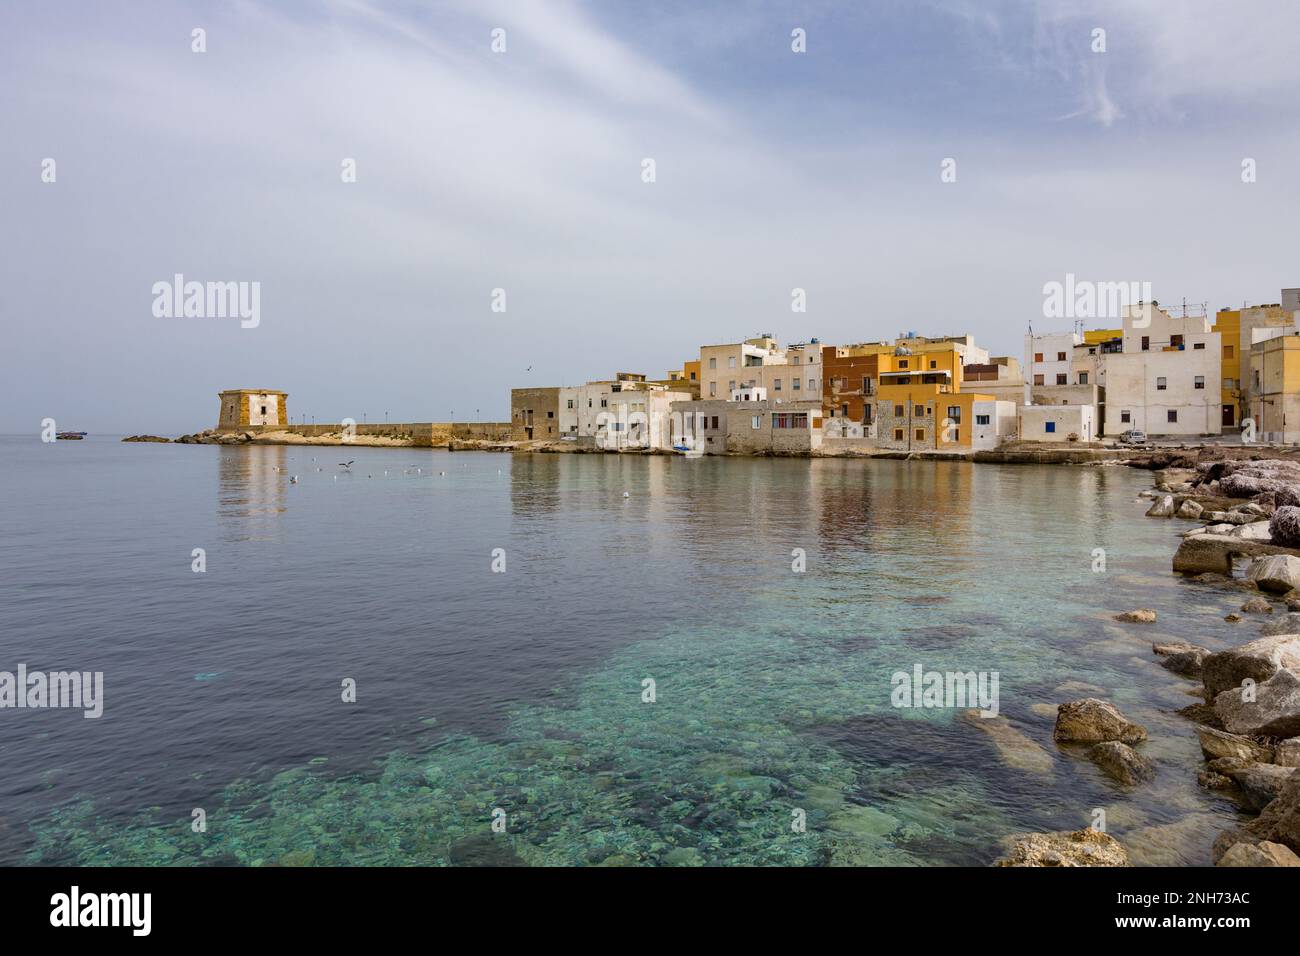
1017,404,1095,442
510,387,561,440
1104,345,1220,436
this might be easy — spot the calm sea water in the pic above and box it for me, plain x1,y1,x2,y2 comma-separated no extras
0,435,1252,865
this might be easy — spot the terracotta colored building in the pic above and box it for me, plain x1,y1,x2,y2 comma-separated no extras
217,389,288,430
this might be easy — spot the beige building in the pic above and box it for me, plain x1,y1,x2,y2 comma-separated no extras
558,374,691,450
698,335,822,403
510,387,560,440
217,389,288,430
1249,333,1300,443
963,358,1026,406
970,399,1018,449
1102,304,1222,436
1017,404,1097,443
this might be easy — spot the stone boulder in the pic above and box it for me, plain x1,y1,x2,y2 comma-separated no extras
1146,495,1175,518
1196,726,1274,763
1153,642,1209,678
1231,521,1274,541
1207,758,1297,811
1212,771,1300,862
1089,741,1155,786
1053,699,1148,745
1260,613,1300,637
1214,669,1300,738
1247,554,1300,594
1176,499,1204,519
1241,596,1273,614
1115,608,1157,624
1201,634,1300,698
993,828,1128,867
1217,841,1300,867
1270,506,1300,548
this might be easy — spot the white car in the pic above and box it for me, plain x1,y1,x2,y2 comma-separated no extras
1117,429,1147,445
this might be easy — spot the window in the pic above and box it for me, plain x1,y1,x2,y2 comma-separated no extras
728,380,736,392
772,413,809,429
896,376,911,385
711,416,719,429
976,414,990,425
915,428,925,441
1141,336,1150,351
1045,421,1056,433
929,360,937,369
1194,376,1205,389
1078,372,1088,385
1224,345,1234,358
793,355,801,364
1168,410,1178,423
690,371,697,381
751,416,761,429
894,429,904,441
773,378,782,391
1224,378,1235,390
588,399,593,408
793,378,801,390
709,383,717,397
1121,410,1131,423
1194,342,1205,350
1055,373,1067,385
898,359,909,369
708,357,716,369
728,356,736,369
894,405,904,417
600,398,608,407
1056,351,1066,361
260,406,267,415
946,405,961,423
547,411,554,418
1034,352,1044,362
1033,374,1045,386
862,376,872,392
808,378,816,391
1171,334,1184,348
841,404,848,416
567,399,574,409
1156,377,1167,391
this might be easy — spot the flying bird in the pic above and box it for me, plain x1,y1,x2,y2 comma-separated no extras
338,460,355,469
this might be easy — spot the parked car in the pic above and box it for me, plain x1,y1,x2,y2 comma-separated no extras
1117,429,1147,445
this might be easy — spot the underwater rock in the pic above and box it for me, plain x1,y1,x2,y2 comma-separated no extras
961,711,1054,775
1260,613,1300,637
993,828,1128,867
1241,596,1274,614
1053,698,1148,745
1115,608,1157,624
1088,741,1155,786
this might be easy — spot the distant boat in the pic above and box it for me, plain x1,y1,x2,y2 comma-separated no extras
56,432,87,440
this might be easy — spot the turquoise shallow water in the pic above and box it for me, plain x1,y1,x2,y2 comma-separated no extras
0,438,1252,865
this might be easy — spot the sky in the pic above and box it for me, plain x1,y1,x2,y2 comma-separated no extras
2,0,1299,433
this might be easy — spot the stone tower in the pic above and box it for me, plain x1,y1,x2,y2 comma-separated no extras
217,389,289,430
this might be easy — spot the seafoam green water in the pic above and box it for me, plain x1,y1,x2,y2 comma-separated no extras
8,443,1251,865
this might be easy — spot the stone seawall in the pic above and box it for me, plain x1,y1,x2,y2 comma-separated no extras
217,422,513,446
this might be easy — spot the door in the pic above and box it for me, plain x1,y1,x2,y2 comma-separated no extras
1222,404,1234,427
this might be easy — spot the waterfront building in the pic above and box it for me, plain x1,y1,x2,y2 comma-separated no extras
970,399,1019,449
1248,333,1300,443
1212,299,1297,428
663,360,702,399
824,334,987,429
217,389,288,430
698,335,822,403
963,357,1027,407
510,386,561,440
557,374,691,450
1017,404,1097,443
1102,303,1222,437
872,341,999,451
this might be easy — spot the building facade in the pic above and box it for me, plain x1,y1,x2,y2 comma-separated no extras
510,387,561,440
217,389,288,430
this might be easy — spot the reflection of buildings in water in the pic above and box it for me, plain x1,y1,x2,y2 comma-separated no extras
218,445,288,535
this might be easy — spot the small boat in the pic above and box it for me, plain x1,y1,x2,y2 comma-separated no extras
56,431,87,440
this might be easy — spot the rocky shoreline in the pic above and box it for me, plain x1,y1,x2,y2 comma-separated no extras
996,453,1300,867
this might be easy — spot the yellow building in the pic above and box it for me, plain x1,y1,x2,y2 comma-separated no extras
1248,333,1300,442
663,360,702,399
873,343,995,450
1213,304,1295,428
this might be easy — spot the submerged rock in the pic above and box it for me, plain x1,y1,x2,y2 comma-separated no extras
1241,596,1274,614
1089,741,1155,786
1207,758,1297,811
961,711,1054,775
1260,613,1300,637
1115,608,1157,624
994,828,1128,867
1054,698,1148,745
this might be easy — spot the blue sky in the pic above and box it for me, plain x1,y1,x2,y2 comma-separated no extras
3,0,1299,432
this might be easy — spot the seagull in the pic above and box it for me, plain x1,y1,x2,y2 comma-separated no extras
623,491,631,498
339,460,355,469
289,475,299,484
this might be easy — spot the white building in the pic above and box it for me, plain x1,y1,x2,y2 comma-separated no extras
1025,331,1081,391
1104,304,1222,436
1018,404,1097,443
970,399,1018,449
559,378,692,449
